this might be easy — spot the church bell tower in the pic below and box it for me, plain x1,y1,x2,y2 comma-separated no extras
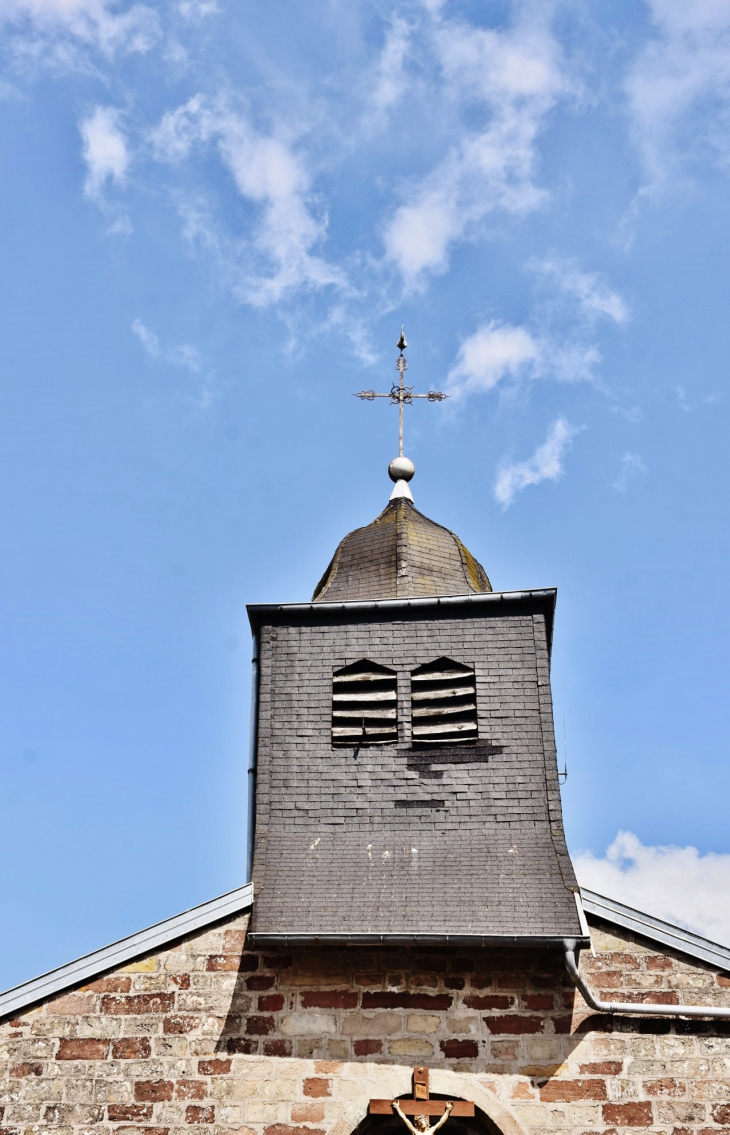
245,335,585,950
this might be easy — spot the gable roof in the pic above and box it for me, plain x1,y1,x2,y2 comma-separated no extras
0,882,253,1022
2,882,728,1022
581,887,730,972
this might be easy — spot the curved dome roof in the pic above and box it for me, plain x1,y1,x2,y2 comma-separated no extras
312,497,491,602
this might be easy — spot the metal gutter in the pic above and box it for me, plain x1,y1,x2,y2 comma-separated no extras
246,628,260,883
248,932,588,947
248,588,556,620
564,938,730,1019
247,588,558,654
581,887,730,972
0,882,254,1022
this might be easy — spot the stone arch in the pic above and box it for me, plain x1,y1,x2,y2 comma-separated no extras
326,1066,528,1135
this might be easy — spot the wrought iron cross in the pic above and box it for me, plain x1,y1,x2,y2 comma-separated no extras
355,328,448,457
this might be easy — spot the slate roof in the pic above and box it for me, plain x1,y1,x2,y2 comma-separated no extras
247,591,585,944
312,498,491,602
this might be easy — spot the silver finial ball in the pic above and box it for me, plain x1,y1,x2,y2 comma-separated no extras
388,456,415,483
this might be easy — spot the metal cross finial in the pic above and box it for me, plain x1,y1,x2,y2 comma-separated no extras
355,327,448,457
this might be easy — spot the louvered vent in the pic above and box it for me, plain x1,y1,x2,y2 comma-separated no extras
331,660,398,747
410,657,477,745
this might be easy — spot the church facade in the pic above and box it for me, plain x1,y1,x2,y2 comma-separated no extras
3,471,730,1135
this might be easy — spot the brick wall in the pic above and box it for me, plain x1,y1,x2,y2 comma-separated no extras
3,914,730,1135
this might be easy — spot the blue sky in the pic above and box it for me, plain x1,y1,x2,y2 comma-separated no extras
3,0,730,988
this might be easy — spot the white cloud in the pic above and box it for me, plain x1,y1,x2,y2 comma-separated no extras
446,321,600,399
530,257,630,325
613,452,646,491
575,830,730,947
384,9,572,284
152,96,346,305
177,0,218,20
80,105,129,201
132,319,216,407
494,417,580,507
368,15,410,116
132,318,202,373
626,0,730,185
447,322,540,396
0,0,159,57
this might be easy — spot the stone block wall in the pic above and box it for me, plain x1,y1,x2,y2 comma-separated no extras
2,913,730,1135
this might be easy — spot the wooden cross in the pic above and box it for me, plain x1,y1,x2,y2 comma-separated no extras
369,1066,474,1118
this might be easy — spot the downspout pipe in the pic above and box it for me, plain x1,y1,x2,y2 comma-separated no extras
245,629,260,885
564,938,730,1019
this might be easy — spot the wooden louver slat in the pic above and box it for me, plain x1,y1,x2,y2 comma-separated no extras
410,657,477,745
332,659,398,746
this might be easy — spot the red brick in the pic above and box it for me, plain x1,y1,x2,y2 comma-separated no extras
246,975,275,990
303,1078,331,1098
246,1015,275,1035
444,978,465,990
292,1106,324,1123
440,1039,478,1058
258,995,285,1011
108,1106,153,1122
712,1107,730,1125
646,956,673,971
56,1038,109,1060
264,1127,325,1135
483,1015,544,1034
464,995,513,1010
551,1014,574,1034
185,1106,215,1124
579,1062,622,1075
205,955,240,972
451,958,475,973
226,1038,257,1054
198,1060,231,1076
264,1040,292,1057
101,993,174,1015
169,974,191,989
609,952,640,969
163,1016,198,1035
237,954,259,971
468,977,494,989
354,1039,382,1056
9,1063,43,1077
134,1081,174,1102
177,1081,206,1100
112,1038,151,1059
602,1103,653,1126
85,976,132,993
540,1080,607,1102
598,990,678,1005
523,994,554,1010
264,955,293,969
717,975,730,988
223,929,246,952
300,991,358,1009
362,992,452,1010
643,1079,685,1097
